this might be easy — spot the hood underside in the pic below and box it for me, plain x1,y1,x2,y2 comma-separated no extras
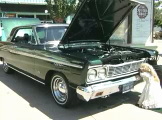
60,0,139,45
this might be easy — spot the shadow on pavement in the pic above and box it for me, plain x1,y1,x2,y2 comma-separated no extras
0,64,149,119
153,65,162,87
151,109,162,114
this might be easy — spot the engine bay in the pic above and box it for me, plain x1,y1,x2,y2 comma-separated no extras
64,44,150,64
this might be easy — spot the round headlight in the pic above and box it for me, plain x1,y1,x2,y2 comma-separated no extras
87,69,97,81
98,68,106,79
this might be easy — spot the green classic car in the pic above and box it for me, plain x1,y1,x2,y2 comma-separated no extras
0,0,159,107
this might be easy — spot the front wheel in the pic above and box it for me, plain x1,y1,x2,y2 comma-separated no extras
50,73,78,108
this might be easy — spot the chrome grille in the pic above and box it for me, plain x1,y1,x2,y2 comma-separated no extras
114,66,123,75
107,60,144,77
123,64,130,73
108,67,114,77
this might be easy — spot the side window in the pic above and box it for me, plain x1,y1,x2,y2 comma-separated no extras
12,28,36,45
37,30,45,43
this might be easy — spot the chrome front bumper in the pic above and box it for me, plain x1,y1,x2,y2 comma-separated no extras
76,76,140,101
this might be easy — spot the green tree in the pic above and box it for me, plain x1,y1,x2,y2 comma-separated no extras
154,8,162,27
154,1,162,27
45,0,81,23
154,1,161,7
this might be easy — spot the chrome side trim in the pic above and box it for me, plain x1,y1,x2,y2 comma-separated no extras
35,55,83,69
9,50,83,69
9,65,45,85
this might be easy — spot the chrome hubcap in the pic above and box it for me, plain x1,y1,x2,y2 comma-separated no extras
3,61,9,72
52,75,68,103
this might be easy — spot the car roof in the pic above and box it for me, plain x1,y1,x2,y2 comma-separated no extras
9,23,69,36
14,23,69,28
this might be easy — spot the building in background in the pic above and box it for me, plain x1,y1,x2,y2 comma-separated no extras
131,0,155,49
0,0,51,22
0,0,156,49
111,0,155,49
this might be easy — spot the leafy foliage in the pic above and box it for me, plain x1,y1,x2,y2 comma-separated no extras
154,1,161,7
154,1,162,27
45,0,81,23
154,8,162,27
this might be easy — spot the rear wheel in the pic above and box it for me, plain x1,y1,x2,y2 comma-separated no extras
3,60,14,74
50,73,78,108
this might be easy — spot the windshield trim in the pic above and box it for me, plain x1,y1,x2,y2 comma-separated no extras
35,26,67,45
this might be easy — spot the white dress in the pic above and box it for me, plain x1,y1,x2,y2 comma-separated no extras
138,72,162,109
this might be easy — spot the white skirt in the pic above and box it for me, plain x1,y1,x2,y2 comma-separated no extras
138,72,162,109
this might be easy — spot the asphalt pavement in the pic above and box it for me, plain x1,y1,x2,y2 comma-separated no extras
1,40,162,120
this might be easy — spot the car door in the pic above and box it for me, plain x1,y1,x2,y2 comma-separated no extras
9,27,37,75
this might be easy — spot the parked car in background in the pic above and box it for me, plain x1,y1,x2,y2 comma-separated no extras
0,18,40,42
154,31,162,39
153,26,162,39
0,0,159,107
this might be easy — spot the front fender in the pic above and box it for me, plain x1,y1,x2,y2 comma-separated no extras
134,47,159,65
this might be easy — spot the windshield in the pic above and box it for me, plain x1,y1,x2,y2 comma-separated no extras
36,26,67,45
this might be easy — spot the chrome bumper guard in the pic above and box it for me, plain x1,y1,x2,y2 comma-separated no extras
76,76,139,102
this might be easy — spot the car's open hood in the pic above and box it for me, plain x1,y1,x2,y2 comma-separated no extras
59,0,140,45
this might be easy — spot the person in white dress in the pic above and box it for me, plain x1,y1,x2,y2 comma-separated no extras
138,63,162,109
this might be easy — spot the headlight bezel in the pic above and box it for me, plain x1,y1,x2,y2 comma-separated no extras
87,69,97,82
98,68,107,79
87,67,107,83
